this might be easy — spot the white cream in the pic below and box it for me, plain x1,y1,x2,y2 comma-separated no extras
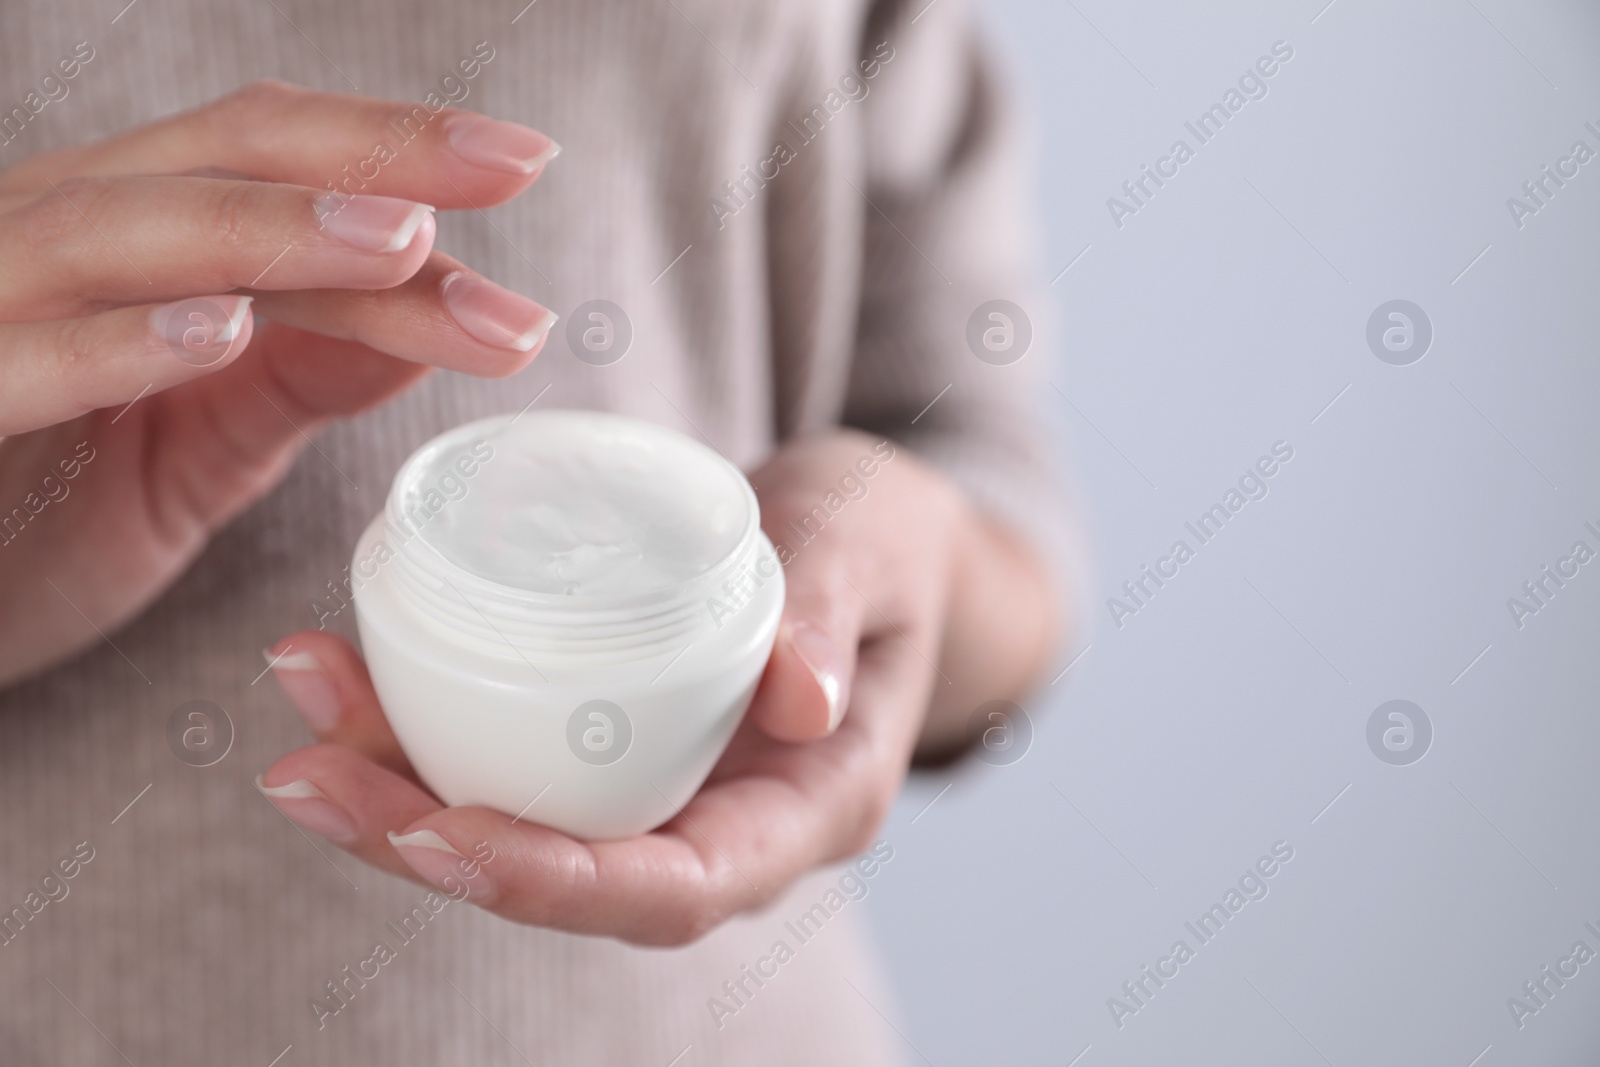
352,411,785,840
403,412,746,596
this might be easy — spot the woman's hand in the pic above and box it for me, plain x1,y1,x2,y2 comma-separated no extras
0,81,560,686
260,430,1060,945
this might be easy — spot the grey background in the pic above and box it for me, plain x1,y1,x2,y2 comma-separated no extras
863,1,1600,1064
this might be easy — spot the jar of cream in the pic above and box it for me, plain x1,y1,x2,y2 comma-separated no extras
350,410,785,840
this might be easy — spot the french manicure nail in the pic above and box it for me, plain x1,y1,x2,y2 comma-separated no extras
444,113,561,175
389,830,497,904
255,775,359,843
315,194,435,253
387,829,466,856
790,622,847,731
149,295,253,364
263,647,340,733
263,646,317,670
441,270,558,352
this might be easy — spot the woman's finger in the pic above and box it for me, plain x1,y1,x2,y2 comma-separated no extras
257,744,442,881
264,631,413,777
0,295,255,435
0,175,437,321
0,80,555,215
248,253,558,377
745,513,864,744
0,255,552,437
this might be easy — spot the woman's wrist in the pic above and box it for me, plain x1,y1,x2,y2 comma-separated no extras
915,493,1063,763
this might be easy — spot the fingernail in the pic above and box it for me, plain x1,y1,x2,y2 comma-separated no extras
149,295,253,363
790,622,847,732
389,830,498,904
444,113,561,175
314,194,435,253
263,647,340,733
441,270,558,352
388,829,464,856
255,775,358,844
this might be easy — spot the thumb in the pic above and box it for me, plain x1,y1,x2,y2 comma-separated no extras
747,548,862,743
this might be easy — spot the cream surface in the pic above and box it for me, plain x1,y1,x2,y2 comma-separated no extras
400,411,749,596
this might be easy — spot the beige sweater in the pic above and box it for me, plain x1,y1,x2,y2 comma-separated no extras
0,0,1063,1061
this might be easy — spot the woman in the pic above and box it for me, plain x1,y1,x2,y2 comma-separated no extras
0,0,1068,1061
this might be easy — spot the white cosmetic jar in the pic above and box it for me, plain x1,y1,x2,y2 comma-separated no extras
351,410,785,840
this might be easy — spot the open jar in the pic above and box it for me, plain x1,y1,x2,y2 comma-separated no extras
351,410,785,839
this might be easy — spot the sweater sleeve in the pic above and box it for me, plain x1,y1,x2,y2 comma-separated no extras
844,0,1079,601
